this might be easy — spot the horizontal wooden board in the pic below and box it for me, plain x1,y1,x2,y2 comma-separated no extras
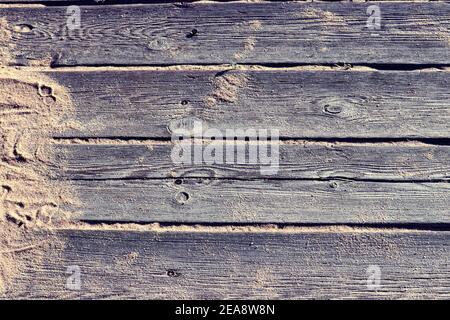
42,69,450,138
8,229,450,299
3,2,450,65
0,0,191,2
0,0,420,2
54,141,450,181
66,179,450,224
1,0,265,2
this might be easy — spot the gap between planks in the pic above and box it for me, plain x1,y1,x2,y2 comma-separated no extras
52,137,450,146
51,221,450,234
10,64,450,72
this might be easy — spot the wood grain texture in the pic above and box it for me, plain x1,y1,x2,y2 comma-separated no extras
1,0,262,2
54,141,450,181
8,229,450,299
1,1,449,301
3,2,450,66
45,69,450,138
0,0,422,5
66,179,450,224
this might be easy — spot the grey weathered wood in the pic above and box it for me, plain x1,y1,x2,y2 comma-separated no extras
0,0,420,2
66,179,450,224
0,0,258,2
3,2,450,66
7,229,450,299
3,0,102,1
44,69,450,138
54,141,450,181
1,1,448,301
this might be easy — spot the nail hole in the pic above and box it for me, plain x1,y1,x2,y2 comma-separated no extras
175,179,183,185
181,100,189,105
186,28,198,38
167,269,181,277
175,191,190,204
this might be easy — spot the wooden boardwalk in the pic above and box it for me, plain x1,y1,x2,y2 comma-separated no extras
0,1,449,299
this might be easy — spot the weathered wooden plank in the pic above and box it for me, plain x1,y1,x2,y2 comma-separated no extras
54,141,450,181
43,69,450,138
1,0,269,2
0,0,187,2
1,0,390,2
8,228,450,299
3,2,450,66
66,179,450,224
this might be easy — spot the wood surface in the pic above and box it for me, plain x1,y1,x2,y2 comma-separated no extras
1,2,450,66
1,0,449,300
66,178,450,224
43,69,450,139
54,141,450,181
8,229,450,299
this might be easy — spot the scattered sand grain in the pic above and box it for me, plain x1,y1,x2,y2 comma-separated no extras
0,68,78,296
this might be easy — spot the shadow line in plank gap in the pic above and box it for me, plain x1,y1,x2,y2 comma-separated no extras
44,62,450,72
52,137,450,147
63,220,450,233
